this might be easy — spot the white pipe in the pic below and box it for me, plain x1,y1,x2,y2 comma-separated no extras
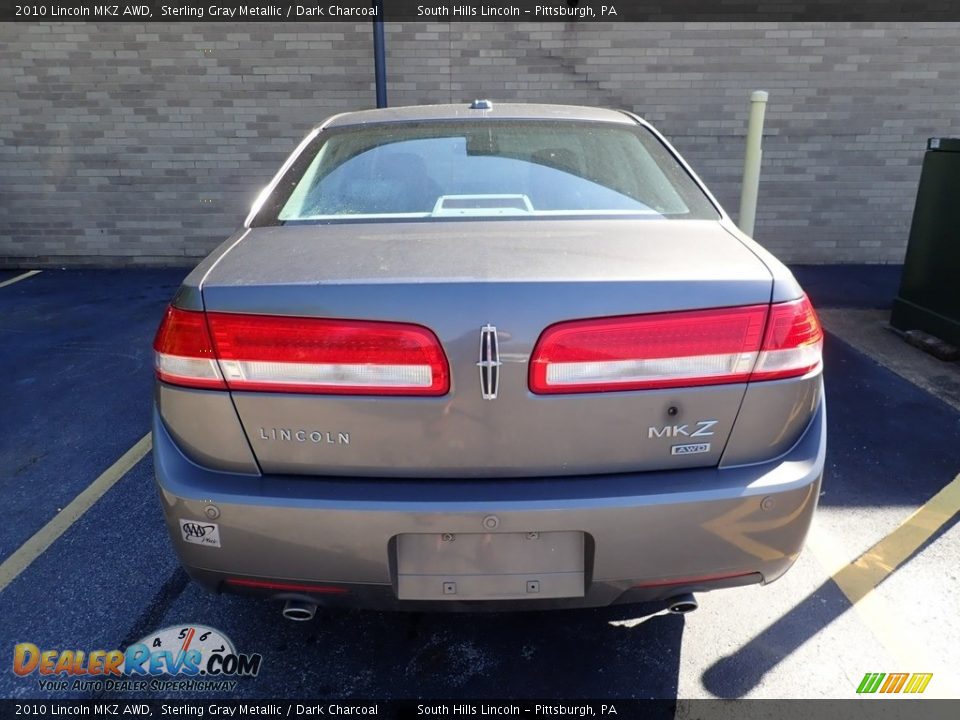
738,90,769,238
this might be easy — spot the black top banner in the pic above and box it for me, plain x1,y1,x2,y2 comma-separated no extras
4,0,960,22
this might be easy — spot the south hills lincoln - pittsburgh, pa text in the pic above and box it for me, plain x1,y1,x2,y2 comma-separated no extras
416,4,613,17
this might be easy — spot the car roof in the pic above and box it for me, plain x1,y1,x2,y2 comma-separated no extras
321,102,636,129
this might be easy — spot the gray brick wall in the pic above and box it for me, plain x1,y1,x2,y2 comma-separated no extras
1,22,957,266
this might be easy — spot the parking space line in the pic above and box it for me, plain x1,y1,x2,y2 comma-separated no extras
0,270,41,288
830,473,960,603
0,433,151,593
807,472,960,697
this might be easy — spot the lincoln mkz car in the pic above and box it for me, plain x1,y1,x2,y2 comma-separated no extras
152,102,825,619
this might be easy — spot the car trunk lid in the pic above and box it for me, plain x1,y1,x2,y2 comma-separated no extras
198,219,774,477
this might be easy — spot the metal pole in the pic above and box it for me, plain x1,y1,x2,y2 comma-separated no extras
738,90,768,237
372,0,387,108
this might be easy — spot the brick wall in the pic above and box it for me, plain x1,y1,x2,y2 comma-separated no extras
1,22,957,266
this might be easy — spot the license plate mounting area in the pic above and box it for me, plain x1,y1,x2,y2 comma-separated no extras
396,531,585,601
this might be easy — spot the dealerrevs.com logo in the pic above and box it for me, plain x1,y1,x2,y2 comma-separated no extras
13,625,262,692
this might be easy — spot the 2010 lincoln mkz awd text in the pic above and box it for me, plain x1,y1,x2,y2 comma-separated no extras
152,102,825,615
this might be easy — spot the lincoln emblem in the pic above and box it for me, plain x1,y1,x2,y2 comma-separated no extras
477,324,502,400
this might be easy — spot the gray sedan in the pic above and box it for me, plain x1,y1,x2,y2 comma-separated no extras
152,102,825,618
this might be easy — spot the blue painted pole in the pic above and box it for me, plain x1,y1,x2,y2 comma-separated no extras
372,0,387,108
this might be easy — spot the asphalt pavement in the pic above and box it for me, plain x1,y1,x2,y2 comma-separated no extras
0,265,957,702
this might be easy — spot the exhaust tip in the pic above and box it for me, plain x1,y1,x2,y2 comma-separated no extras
667,593,698,614
282,600,317,622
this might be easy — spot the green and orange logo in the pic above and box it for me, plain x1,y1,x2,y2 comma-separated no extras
856,672,933,694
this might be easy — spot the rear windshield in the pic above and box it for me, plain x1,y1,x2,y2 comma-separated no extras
255,120,719,225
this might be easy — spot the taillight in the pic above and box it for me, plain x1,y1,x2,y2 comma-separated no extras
153,306,449,396
153,306,226,390
207,313,449,395
530,305,767,394
752,295,823,381
529,295,822,394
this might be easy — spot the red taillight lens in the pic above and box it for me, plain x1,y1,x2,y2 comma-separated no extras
153,306,226,389
530,305,767,394
206,313,449,395
529,295,822,394
154,307,449,396
752,295,823,381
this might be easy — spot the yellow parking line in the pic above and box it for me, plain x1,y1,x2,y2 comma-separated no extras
806,473,960,697
0,433,152,593
832,473,960,603
0,270,41,288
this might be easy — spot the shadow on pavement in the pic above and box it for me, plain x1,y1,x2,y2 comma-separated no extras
819,333,960,509
790,264,903,310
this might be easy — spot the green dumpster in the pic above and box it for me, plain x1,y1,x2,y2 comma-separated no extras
891,137,960,346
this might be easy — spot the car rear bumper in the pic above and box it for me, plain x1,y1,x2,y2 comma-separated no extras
152,396,825,611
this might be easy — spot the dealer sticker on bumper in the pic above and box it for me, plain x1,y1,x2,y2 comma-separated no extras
180,519,221,547
671,442,711,455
